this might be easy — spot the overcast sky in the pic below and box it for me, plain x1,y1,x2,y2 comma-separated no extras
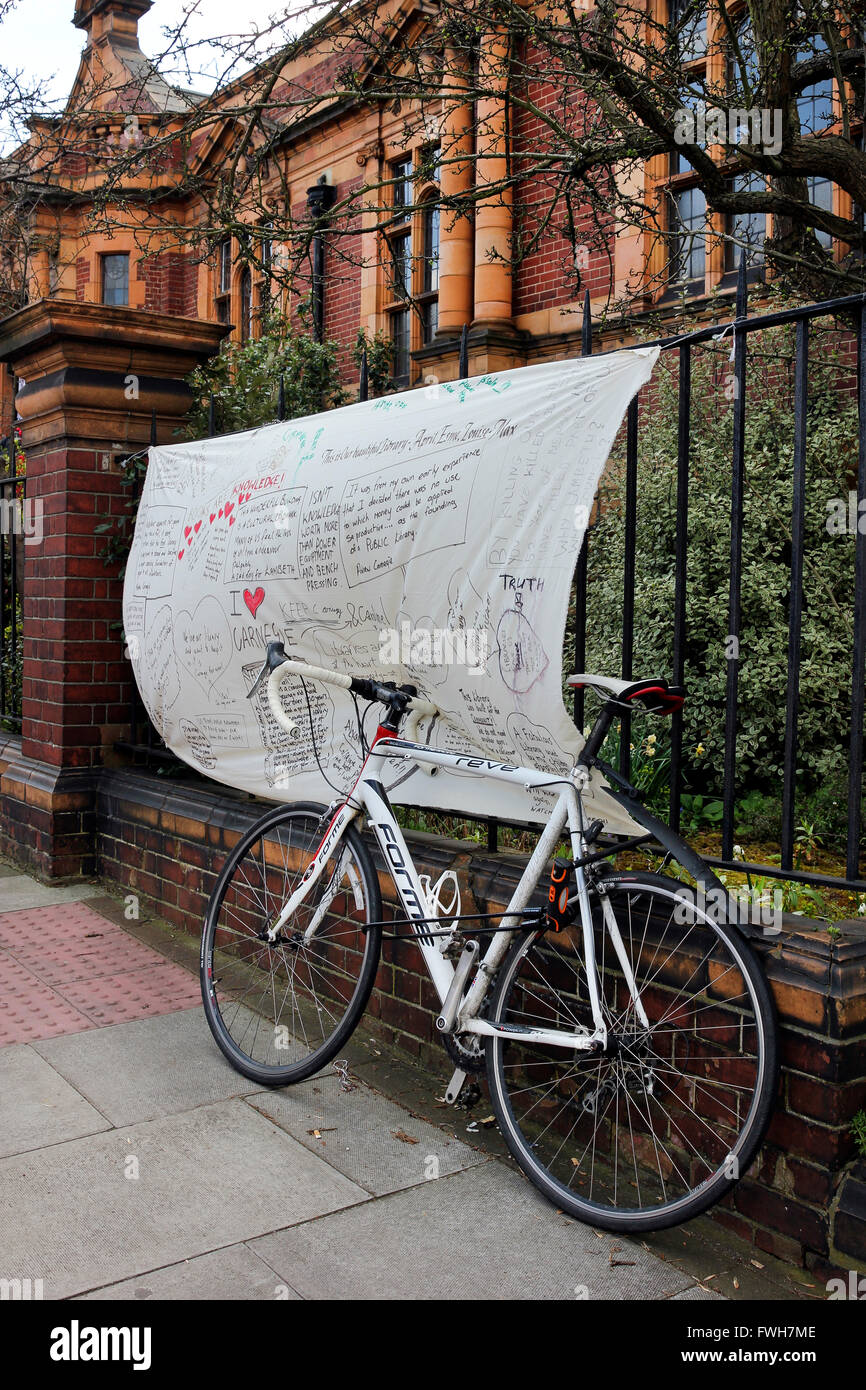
0,0,293,105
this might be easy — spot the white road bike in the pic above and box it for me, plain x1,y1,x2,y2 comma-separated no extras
201,643,778,1233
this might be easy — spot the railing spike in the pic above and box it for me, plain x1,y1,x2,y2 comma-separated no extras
359,348,369,402
736,250,748,319
582,289,592,356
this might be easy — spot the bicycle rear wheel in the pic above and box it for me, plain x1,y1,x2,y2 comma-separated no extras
201,802,381,1085
486,873,777,1232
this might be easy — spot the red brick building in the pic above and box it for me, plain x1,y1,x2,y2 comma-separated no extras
1,1,855,432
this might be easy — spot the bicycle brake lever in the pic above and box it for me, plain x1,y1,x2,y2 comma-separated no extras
247,640,288,700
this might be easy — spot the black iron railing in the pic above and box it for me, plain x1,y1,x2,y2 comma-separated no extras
572,259,866,891
120,271,865,891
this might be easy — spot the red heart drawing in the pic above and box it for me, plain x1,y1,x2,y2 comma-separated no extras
194,520,202,534
177,549,184,561
224,501,234,520
229,515,236,527
244,586,265,616
218,508,223,518
184,526,192,540
209,513,216,524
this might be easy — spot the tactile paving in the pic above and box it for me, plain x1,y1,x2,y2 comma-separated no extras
0,954,93,1044
0,902,200,1044
58,963,201,1026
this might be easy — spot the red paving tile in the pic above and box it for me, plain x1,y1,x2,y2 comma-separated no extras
0,953,93,1044
11,934,168,988
0,900,200,1044
58,964,201,1026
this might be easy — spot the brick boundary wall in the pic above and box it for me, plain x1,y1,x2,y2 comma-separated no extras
54,763,865,1279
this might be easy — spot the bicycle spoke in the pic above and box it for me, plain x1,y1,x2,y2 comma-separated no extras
203,809,378,1078
490,878,773,1228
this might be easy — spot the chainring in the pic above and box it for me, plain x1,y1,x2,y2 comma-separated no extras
442,1028,486,1073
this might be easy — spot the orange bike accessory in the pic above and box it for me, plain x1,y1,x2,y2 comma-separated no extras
547,860,578,932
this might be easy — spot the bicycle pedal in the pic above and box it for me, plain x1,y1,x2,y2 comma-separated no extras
444,1066,468,1105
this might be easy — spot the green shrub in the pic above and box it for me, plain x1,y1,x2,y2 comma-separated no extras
182,314,346,439
580,324,862,832
1,598,22,728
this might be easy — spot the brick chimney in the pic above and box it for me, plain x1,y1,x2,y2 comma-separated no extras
73,2,153,47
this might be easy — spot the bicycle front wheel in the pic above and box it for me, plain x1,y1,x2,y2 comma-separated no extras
201,802,382,1086
486,873,777,1232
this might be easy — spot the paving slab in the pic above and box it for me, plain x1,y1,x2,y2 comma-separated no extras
249,1162,699,1301
0,1044,111,1158
0,876,101,912
249,1069,486,1196
0,1099,368,1299
35,1010,265,1126
77,1244,301,1301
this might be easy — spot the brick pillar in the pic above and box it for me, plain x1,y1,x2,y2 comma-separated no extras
418,30,526,382
473,27,513,328
0,300,224,878
436,45,474,336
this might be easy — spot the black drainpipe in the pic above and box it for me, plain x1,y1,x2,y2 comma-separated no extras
306,178,337,341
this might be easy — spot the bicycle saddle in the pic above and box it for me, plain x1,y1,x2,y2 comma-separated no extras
567,673,685,715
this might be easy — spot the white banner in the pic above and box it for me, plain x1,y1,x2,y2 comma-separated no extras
123,349,658,832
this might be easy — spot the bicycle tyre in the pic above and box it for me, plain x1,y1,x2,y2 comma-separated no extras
201,801,382,1086
485,872,778,1232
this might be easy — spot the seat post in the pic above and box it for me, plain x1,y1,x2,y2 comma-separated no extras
578,702,617,766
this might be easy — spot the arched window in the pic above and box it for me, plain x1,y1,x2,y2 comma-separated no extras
669,0,706,61
420,198,440,345
215,239,232,324
383,150,440,386
796,32,835,248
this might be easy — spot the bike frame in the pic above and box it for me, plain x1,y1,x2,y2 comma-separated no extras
267,730,658,1054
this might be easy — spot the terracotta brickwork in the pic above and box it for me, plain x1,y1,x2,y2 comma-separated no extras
137,251,199,319
512,44,613,321
323,177,363,381
19,442,131,769
0,365,12,439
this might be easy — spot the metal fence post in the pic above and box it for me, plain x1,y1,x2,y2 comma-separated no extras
619,397,638,783
668,343,691,832
721,254,748,861
847,303,866,880
573,289,592,734
781,318,809,870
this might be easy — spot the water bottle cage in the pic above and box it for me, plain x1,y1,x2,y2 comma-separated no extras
546,860,579,932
